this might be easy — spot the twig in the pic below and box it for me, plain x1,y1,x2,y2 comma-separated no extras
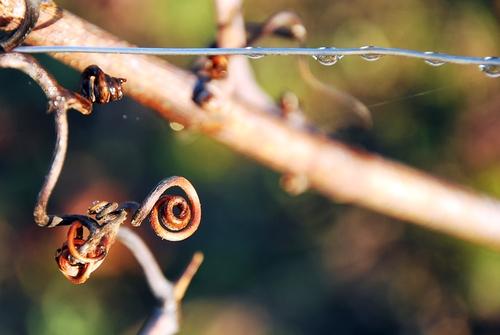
3,4,500,249
174,252,204,301
0,52,92,227
214,0,277,113
118,227,203,335
118,228,174,302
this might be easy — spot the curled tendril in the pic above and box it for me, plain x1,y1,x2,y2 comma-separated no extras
55,247,91,284
131,176,201,241
1,54,201,284
66,221,107,263
80,65,127,104
55,230,102,284
52,177,201,284
0,0,41,52
54,207,125,284
151,195,192,232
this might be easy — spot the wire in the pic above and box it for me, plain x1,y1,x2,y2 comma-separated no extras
12,46,500,67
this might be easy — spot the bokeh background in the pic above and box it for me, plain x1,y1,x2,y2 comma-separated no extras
1,0,500,334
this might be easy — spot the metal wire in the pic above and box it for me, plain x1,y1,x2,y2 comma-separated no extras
12,46,500,66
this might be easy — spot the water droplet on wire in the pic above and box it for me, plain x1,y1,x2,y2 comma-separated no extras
479,57,500,78
424,52,446,67
245,47,264,59
312,47,342,66
360,46,382,61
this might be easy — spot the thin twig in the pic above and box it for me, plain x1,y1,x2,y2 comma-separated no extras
118,227,203,335
214,0,277,113
0,52,92,227
118,228,174,302
174,252,204,301
118,228,178,335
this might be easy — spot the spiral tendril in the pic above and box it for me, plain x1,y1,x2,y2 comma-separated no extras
131,176,201,241
55,234,98,284
54,203,126,284
152,195,192,232
52,177,201,284
80,65,126,104
66,221,107,263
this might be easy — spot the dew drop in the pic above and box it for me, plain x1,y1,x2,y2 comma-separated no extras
479,57,500,78
312,47,342,66
360,46,382,61
169,122,185,131
245,46,264,59
424,51,446,67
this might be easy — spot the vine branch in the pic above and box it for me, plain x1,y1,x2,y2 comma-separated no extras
0,52,92,228
3,2,500,249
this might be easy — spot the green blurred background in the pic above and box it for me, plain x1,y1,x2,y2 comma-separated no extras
1,0,499,334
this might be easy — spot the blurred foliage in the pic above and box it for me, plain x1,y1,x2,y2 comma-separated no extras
0,0,499,334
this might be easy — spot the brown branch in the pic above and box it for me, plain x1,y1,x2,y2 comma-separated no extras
117,227,203,335
3,2,500,249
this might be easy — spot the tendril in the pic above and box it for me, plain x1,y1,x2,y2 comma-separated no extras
55,237,95,284
80,65,126,104
0,0,41,52
131,177,201,241
1,52,201,284
152,195,192,231
66,221,107,263
52,177,202,284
